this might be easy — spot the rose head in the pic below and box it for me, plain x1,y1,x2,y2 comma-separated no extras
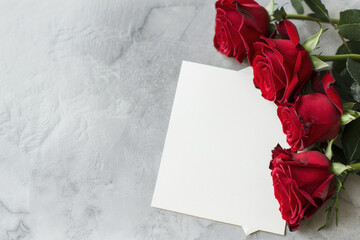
214,0,270,63
270,145,335,231
277,73,342,151
312,72,343,114
251,19,313,103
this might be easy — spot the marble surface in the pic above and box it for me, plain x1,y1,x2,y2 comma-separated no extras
1,0,360,239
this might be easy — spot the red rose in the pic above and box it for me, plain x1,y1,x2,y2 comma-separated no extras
251,19,313,103
270,145,335,231
277,73,342,151
312,72,343,114
214,0,269,63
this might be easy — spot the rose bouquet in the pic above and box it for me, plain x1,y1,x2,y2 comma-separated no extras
214,0,360,231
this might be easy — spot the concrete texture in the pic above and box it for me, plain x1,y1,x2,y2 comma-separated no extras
0,0,359,239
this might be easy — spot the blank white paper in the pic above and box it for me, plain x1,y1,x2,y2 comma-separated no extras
152,61,287,235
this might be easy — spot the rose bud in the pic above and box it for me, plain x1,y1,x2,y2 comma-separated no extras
214,0,270,63
277,73,342,151
251,19,313,103
270,145,335,231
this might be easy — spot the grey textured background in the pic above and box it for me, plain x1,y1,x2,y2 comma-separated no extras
1,0,360,239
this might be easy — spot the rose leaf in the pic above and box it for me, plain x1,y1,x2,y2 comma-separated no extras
290,0,304,14
331,144,349,165
342,117,360,163
333,42,360,102
304,0,330,21
338,9,360,41
346,57,360,86
343,102,356,111
273,7,287,22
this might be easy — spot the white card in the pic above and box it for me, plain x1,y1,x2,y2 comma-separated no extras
152,61,287,235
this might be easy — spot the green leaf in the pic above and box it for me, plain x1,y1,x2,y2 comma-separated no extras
346,57,360,85
339,9,360,22
332,145,349,165
304,0,330,21
290,0,304,14
338,10,360,40
333,42,360,72
310,56,330,71
265,0,274,16
343,102,356,111
333,71,360,103
303,26,327,53
273,7,287,22
342,118,360,163
333,42,360,102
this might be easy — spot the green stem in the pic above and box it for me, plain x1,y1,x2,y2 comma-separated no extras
349,163,360,171
313,54,360,61
285,14,339,24
329,20,352,53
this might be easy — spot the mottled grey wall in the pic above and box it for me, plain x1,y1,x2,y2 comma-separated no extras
0,0,359,239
